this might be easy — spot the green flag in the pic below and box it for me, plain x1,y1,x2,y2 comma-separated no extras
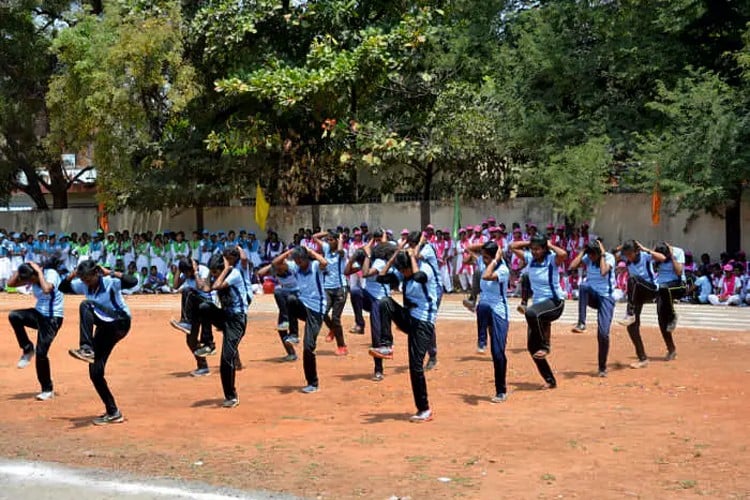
452,191,461,240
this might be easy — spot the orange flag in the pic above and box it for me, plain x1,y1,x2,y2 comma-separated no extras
651,188,661,226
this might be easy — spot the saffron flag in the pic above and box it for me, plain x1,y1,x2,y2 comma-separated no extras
255,184,270,232
651,188,661,226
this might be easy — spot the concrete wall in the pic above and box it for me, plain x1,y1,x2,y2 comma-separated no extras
0,194,746,258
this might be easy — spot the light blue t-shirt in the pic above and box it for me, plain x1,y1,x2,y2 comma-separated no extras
524,250,565,302
479,260,510,320
180,264,212,299
582,253,616,297
321,242,346,290
289,260,327,314
695,275,712,298
656,246,685,285
217,267,250,315
364,258,390,300
403,262,438,324
276,262,299,292
70,275,131,317
626,251,655,284
34,269,64,318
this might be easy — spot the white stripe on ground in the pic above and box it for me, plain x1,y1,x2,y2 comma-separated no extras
0,460,294,500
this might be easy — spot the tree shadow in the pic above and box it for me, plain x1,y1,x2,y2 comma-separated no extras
191,398,224,408
361,412,411,424
562,362,629,379
167,371,194,379
510,382,549,392
7,392,38,401
391,365,409,374
259,356,298,364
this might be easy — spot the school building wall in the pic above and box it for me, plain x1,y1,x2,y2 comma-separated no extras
0,193,747,258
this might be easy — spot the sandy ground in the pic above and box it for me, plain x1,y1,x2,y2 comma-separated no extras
0,294,748,499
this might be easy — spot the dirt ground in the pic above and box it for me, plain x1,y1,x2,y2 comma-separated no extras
0,294,748,499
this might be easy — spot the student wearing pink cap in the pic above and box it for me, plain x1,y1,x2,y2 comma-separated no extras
708,263,742,306
456,228,473,292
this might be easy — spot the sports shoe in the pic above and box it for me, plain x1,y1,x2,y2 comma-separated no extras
666,316,677,333
92,411,124,426
369,346,394,359
325,330,335,343
462,299,476,313
665,350,677,361
476,345,486,354
282,353,298,362
17,349,34,369
516,304,527,315
532,349,549,359
190,367,210,377
35,391,54,401
425,357,437,371
277,321,290,331
491,393,507,403
235,360,244,371
629,359,649,369
598,370,608,378
301,385,319,394
409,409,433,423
617,315,636,327
222,398,239,408
571,323,586,333
540,381,557,390
169,320,191,334
283,335,300,346
349,326,364,334
193,345,216,357
335,346,349,356
68,347,95,363
372,372,384,382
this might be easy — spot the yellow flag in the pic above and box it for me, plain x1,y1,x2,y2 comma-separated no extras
255,183,270,232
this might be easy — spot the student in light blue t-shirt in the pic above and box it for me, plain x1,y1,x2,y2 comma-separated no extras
569,239,616,377
476,241,511,403
510,235,568,389
7,259,65,402
315,231,348,355
258,258,299,362
60,260,137,426
614,240,668,369
371,249,438,423
273,245,329,394
653,242,686,360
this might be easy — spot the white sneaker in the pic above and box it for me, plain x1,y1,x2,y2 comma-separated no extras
17,350,34,369
617,315,636,327
409,409,433,423
35,391,54,401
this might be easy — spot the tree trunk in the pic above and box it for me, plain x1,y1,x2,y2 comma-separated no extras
311,204,320,230
196,205,204,232
725,190,742,256
16,167,49,209
420,162,433,229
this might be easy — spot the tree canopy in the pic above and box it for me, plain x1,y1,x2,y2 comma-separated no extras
0,0,748,235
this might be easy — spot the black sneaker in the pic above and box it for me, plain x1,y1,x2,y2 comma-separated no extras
69,347,95,364
193,345,216,357
665,350,677,361
282,353,298,362
169,319,191,334
571,323,586,333
283,335,300,346
425,357,437,371
92,411,124,426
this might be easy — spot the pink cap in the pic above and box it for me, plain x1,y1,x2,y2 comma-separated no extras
442,227,450,233
487,216,496,223
473,225,482,232
400,229,409,235
513,228,522,234
723,264,733,272
489,226,499,233
353,229,362,235
557,225,565,231
546,223,555,229
458,227,467,233
426,224,435,230
617,261,626,268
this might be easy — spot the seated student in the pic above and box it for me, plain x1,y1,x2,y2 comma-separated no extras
690,268,713,304
613,261,628,302
121,262,142,295
142,265,170,294
708,264,741,306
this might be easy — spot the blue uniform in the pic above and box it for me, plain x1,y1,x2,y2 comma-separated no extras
289,260,326,314
582,253,616,297
476,259,511,395
321,242,346,290
218,268,250,315
524,251,565,302
70,276,132,318
578,253,616,373
478,261,510,320
657,247,685,284
694,275,712,303
627,251,656,284
364,259,391,300
404,262,439,324
181,264,212,300
34,269,64,318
